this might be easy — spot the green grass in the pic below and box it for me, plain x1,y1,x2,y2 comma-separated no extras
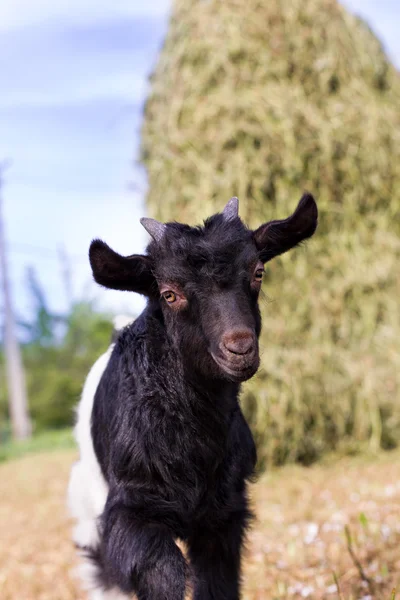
0,428,75,463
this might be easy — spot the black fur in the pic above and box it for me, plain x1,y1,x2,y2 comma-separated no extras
88,195,318,599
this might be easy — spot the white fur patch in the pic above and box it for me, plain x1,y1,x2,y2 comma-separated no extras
74,559,131,600
68,349,112,529
68,347,132,598
112,314,135,332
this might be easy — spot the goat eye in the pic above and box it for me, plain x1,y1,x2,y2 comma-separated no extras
254,268,264,282
163,291,176,304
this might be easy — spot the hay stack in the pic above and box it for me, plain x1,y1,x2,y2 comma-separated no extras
141,0,400,466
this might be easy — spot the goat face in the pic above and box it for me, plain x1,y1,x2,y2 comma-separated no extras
89,193,317,383
146,210,262,382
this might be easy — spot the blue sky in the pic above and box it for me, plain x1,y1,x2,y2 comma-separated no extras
1,0,399,325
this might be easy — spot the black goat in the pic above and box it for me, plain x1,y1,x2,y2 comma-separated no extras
68,194,318,600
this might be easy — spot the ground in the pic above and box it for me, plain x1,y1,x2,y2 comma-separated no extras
0,448,399,600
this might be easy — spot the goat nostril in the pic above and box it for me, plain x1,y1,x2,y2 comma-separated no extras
222,330,254,356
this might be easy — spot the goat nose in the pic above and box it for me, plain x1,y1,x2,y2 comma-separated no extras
222,329,254,355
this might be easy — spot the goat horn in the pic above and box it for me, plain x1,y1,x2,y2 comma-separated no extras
222,196,239,220
140,218,167,243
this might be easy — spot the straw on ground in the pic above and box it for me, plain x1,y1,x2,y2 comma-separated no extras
1,448,399,599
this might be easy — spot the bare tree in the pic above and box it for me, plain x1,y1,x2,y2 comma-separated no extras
0,161,31,440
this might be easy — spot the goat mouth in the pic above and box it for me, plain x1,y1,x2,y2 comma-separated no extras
211,352,260,382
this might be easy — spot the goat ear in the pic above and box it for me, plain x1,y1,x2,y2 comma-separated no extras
253,193,318,263
89,239,156,295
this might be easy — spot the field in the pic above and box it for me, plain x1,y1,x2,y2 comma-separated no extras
1,447,399,599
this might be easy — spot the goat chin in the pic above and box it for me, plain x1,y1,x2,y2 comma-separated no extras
211,352,260,382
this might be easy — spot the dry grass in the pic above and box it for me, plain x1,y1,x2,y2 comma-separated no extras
246,453,400,598
0,452,78,600
1,449,399,599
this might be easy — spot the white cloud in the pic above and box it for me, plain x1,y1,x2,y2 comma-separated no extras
1,2,167,109
63,189,149,318
7,186,149,319
0,0,171,32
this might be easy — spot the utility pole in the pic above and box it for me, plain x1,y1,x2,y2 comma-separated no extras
0,161,31,440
